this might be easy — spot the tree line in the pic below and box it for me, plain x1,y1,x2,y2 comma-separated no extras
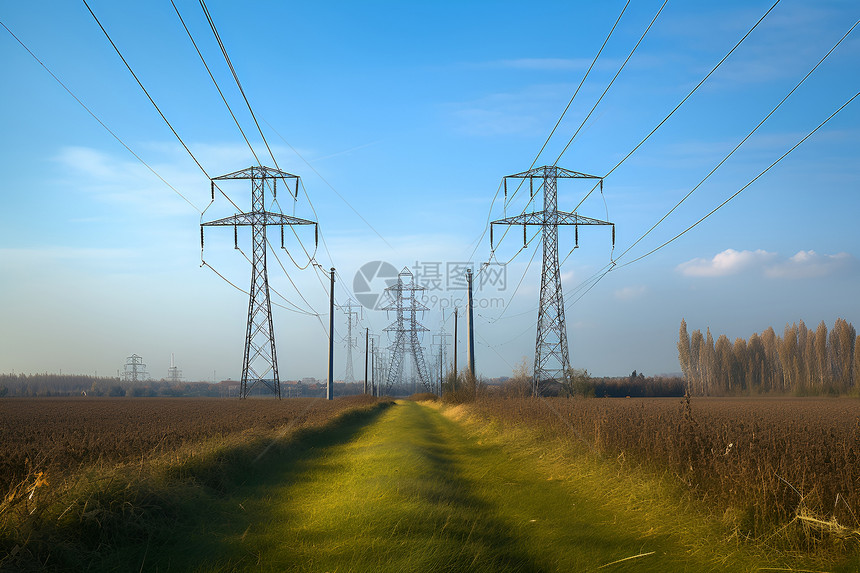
0,374,369,398
678,318,859,396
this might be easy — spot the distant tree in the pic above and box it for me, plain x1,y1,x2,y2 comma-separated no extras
703,328,716,394
780,323,798,392
690,329,704,395
799,321,815,392
761,326,779,393
108,385,126,397
813,320,831,391
829,318,856,392
714,335,732,394
854,335,860,394
732,337,748,393
501,357,532,398
678,319,692,391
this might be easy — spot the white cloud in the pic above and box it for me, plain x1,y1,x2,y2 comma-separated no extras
678,249,859,279
677,249,776,277
614,285,647,301
443,84,574,137
765,251,858,279
497,58,590,71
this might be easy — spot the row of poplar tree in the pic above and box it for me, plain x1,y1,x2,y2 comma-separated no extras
678,318,858,396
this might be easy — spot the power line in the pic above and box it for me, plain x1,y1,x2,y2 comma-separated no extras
201,260,313,314
566,0,784,216
467,1,631,265
616,18,860,264
554,0,669,165
618,91,860,268
604,0,781,182
0,18,202,214
82,0,210,179
533,0,631,167
81,0,245,215
264,119,394,249
198,0,282,173
475,0,667,271
170,0,263,168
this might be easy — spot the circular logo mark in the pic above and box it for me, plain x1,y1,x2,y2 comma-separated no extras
353,261,399,310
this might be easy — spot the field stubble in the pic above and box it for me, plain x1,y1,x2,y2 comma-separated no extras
0,395,384,570
466,396,860,551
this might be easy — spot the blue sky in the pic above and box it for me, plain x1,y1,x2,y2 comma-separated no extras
1,0,858,382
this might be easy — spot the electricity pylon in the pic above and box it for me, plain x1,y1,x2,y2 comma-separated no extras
122,354,148,382
432,329,452,395
201,166,317,399
490,165,614,396
339,299,360,384
383,267,432,394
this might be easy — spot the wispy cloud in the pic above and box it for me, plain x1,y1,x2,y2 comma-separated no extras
678,248,858,279
764,250,858,279
495,58,590,71
443,84,572,137
678,249,776,277
614,285,647,301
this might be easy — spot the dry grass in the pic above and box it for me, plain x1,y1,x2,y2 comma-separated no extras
0,396,386,570
0,396,378,491
466,395,860,548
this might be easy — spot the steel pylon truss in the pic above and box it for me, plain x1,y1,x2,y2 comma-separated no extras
339,299,360,384
201,166,318,399
491,165,614,396
382,267,432,393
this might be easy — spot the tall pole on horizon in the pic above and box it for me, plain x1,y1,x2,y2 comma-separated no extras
466,268,475,380
364,327,369,395
327,268,335,401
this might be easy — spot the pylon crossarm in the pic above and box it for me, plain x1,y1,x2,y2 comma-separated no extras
505,166,601,180
201,211,315,227
491,210,611,227
555,212,612,226
491,210,545,226
212,166,299,180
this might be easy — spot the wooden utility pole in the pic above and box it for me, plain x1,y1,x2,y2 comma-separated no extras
466,268,475,380
453,308,458,384
364,327,369,395
327,268,335,400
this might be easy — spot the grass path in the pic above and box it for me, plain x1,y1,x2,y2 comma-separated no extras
137,401,823,572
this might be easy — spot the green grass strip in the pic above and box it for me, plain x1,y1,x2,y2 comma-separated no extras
73,400,858,572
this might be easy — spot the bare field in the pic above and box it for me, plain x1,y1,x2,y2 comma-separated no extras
0,396,377,490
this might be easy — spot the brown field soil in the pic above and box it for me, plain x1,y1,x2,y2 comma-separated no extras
466,396,860,539
0,395,378,491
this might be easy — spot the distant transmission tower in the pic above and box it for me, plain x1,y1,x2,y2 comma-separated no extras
383,267,432,393
201,166,318,399
167,353,182,383
122,354,148,382
491,166,614,396
432,328,452,395
339,300,360,384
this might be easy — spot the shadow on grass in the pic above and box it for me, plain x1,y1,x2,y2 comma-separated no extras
62,401,395,572
267,401,549,572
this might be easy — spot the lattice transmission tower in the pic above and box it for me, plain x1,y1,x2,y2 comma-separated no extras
432,328,452,395
491,166,614,396
122,354,148,382
339,299,360,384
383,267,432,394
167,353,182,383
201,166,318,399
